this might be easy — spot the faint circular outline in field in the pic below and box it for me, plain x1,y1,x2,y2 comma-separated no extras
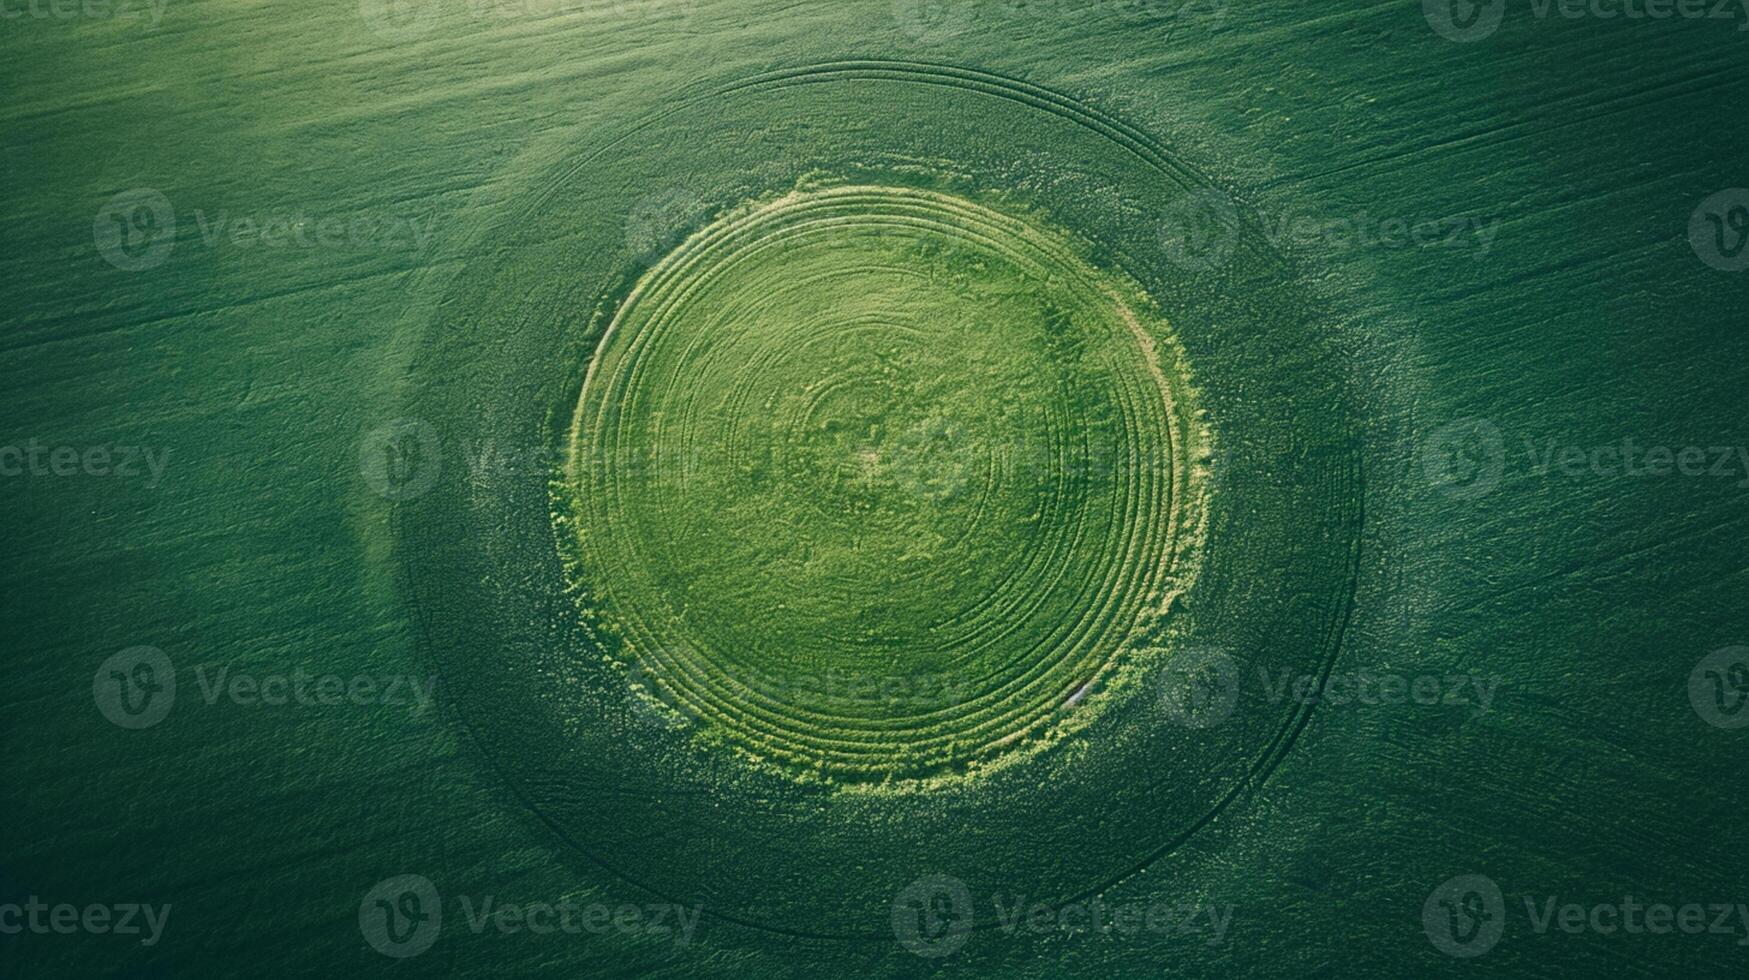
394,59,1366,941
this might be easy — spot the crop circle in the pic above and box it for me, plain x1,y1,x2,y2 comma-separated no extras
558,185,1203,784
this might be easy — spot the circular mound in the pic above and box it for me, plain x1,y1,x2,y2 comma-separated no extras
559,186,1201,784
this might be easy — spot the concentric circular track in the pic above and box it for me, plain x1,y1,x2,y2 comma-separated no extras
395,60,1364,938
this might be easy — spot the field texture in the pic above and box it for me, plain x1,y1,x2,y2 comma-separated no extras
4,0,1748,977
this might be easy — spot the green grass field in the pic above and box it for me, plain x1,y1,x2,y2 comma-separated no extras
4,1,1748,976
